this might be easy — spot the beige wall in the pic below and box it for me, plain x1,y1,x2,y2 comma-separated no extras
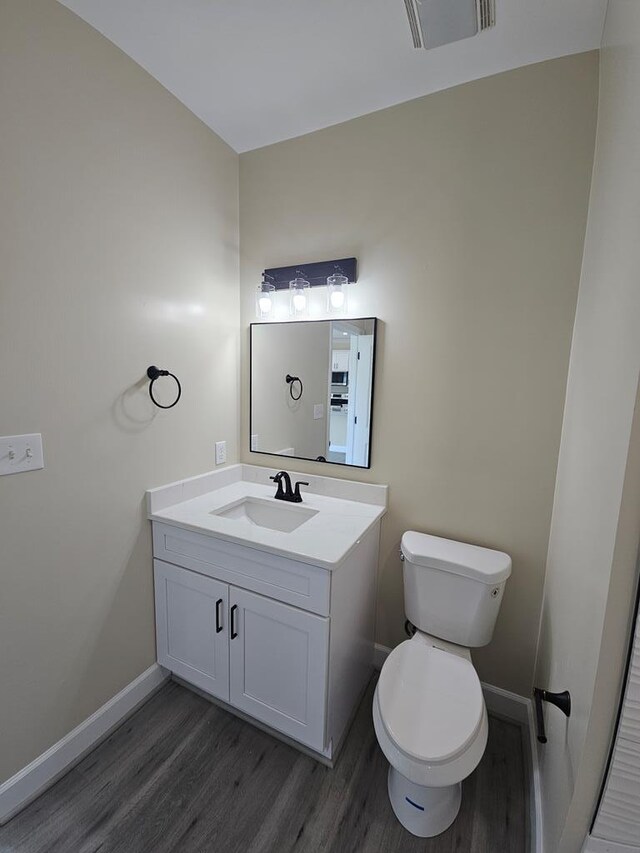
240,53,599,697
533,2,640,849
252,322,330,458
0,1,605,793
0,1,239,783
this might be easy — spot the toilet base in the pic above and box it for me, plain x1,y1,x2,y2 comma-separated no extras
387,766,461,838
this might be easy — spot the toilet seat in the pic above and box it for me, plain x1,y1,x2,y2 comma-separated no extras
377,640,484,765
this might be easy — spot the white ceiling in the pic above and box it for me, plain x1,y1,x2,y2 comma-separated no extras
58,0,607,153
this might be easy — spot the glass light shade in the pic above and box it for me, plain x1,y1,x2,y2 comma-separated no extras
327,273,348,313
289,277,310,317
256,282,275,319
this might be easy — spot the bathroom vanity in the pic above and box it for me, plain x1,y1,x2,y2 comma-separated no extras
147,464,386,762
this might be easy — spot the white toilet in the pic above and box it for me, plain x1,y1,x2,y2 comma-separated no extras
373,530,512,838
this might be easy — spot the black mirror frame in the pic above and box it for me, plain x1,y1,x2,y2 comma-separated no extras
249,317,378,470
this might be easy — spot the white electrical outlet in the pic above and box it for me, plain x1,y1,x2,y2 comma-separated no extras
313,404,324,420
0,433,44,476
250,434,259,451
215,440,227,465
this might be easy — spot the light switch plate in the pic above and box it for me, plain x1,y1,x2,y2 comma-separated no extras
215,440,227,465
0,434,44,476
250,434,259,451
313,404,324,420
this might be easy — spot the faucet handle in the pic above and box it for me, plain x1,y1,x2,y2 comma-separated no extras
293,481,309,503
270,473,286,499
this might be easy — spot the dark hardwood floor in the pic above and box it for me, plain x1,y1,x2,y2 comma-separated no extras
0,678,528,853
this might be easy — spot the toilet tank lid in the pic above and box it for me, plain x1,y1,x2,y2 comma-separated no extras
401,531,512,584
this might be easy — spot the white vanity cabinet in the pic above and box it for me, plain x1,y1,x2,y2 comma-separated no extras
151,516,380,760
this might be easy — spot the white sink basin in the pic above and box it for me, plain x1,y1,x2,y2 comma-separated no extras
211,497,318,533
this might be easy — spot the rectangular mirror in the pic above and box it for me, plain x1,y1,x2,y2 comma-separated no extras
250,318,377,468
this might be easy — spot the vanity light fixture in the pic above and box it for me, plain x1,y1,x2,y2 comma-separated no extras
289,276,310,317
327,272,348,313
256,273,275,319
262,257,357,316
259,258,357,319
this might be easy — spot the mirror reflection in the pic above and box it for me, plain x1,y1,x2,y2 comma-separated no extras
250,318,377,468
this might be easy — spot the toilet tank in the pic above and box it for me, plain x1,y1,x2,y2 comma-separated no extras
401,531,512,647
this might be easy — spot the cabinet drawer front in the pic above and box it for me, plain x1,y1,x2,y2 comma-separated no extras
153,523,330,616
229,587,329,752
154,560,229,701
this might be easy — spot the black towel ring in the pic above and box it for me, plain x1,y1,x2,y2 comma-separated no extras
147,366,182,409
286,374,303,401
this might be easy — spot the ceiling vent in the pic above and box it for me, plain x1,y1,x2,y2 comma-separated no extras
404,0,496,50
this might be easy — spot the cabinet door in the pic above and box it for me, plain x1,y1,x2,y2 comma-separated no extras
154,559,229,701
332,350,349,372
335,350,349,372
229,587,329,751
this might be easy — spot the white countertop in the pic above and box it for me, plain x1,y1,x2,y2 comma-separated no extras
147,464,387,569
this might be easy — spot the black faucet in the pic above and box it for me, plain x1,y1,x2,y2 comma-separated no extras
270,471,309,503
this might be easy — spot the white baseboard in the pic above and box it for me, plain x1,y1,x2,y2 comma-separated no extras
525,690,544,853
373,642,543,853
0,663,168,825
481,674,544,853
583,837,640,853
482,681,530,724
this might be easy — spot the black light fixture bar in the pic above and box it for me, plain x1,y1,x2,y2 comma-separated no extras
264,257,357,291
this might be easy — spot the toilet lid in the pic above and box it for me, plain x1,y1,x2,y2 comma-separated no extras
377,640,484,764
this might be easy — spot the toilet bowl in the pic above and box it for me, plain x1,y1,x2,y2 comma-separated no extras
372,530,511,837
373,633,488,837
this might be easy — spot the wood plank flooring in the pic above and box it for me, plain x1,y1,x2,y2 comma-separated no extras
0,678,528,853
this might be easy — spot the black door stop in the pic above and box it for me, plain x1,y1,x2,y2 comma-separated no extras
533,688,571,743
